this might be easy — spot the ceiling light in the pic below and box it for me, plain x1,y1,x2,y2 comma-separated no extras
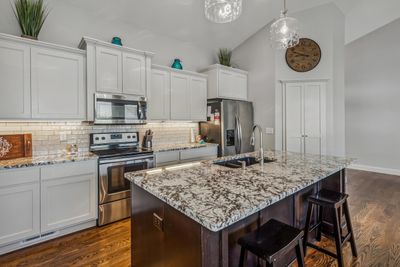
205,0,242,23
270,0,300,49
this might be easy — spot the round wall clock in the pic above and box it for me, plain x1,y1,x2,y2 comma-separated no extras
285,38,321,72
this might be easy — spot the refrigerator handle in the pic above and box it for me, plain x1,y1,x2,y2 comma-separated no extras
235,115,240,154
237,116,243,154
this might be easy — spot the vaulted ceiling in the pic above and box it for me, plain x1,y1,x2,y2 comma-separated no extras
52,0,360,50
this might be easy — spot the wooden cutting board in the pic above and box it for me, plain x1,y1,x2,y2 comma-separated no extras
0,134,32,160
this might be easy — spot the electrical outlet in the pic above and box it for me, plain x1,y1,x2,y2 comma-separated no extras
265,127,274,135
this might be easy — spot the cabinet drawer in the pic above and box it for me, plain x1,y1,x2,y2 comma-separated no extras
41,160,97,181
179,146,217,161
155,151,180,166
0,168,39,187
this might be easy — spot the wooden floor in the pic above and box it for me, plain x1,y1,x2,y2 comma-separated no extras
1,169,399,267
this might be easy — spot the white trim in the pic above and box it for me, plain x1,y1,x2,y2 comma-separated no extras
199,64,248,75
349,164,400,176
152,64,207,78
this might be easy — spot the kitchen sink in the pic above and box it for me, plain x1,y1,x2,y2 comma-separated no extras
214,156,276,169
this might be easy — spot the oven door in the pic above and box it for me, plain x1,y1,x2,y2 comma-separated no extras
98,155,154,205
94,94,147,124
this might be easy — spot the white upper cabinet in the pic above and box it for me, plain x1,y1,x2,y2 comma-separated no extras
148,67,170,120
0,33,87,120
149,65,207,121
170,72,191,120
122,52,146,95
79,37,154,121
0,39,31,119
190,77,207,121
96,46,122,94
201,64,248,100
31,47,85,119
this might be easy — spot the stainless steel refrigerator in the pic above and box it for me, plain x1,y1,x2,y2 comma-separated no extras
199,99,254,157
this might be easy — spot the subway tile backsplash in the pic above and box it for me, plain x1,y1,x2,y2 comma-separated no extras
0,122,199,156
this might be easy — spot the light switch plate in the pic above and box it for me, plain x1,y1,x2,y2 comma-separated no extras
265,127,274,135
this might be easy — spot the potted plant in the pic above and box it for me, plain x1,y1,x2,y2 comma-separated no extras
218,48,232,67
13,0,49,40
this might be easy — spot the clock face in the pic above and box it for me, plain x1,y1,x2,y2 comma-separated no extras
285,38,321,72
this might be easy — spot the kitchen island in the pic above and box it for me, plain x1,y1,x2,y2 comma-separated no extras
125,151,351,267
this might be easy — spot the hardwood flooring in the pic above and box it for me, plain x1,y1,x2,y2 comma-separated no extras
0,169,399,267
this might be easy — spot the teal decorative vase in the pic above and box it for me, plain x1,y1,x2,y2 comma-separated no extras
171,59,183,70
111,37,122,46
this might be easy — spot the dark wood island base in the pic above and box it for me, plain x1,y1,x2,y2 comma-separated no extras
131,169,346,267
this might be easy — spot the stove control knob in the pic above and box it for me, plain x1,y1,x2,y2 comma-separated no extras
95,137,99,141
127,135,131,139
101,137,106,140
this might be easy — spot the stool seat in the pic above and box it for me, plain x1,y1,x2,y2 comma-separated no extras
308,188,348,208
238,219,304,265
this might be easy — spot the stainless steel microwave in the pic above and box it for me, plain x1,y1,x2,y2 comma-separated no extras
94,94,147,125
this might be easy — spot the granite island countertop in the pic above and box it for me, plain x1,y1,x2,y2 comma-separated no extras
125,150,351,232
0,152,98,170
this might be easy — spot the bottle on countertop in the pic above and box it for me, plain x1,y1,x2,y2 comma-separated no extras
214,109,220,125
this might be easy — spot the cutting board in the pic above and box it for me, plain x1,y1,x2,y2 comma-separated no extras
0,134,32,160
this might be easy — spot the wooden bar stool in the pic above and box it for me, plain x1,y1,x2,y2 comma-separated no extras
303,189,358,267
238,219,305,267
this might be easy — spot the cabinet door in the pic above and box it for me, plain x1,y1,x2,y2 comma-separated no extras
148,68,170,120
285,83,303,153
40,161,97,233
0,168,40,246
231,73,247,100
31,47,85,119
122,52,146,96
96,46,122,93
190,77,207,121
170,73,190,120
0,40,31,119
218,70,233,99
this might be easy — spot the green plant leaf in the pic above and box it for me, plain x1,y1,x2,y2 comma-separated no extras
13,0,49,38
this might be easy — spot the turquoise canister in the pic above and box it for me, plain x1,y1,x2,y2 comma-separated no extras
171,59,183,70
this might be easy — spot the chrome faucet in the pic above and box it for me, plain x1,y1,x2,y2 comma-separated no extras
250,124,264,166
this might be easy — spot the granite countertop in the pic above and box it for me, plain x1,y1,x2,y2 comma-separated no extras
0,152,98,170
150,143,218,153
125,150,351,232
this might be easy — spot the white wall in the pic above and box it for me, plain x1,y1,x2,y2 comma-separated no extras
345,18,400,171
232,24,276,150
233,3,346,155
345,0,400,44
0,1,214,71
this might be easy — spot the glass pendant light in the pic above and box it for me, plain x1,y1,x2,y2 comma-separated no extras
205,0,242,23
270,0,300,49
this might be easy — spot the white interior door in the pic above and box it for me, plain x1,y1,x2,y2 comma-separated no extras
284,81,326,155
303,82,326,155
285,83,303,153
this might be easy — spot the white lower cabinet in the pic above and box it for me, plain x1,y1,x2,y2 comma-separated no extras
40,161,97,233
0,168,40,246
155,146,218,167
0,160,97,254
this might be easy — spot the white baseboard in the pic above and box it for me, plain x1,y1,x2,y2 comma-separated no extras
349,164,400,176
